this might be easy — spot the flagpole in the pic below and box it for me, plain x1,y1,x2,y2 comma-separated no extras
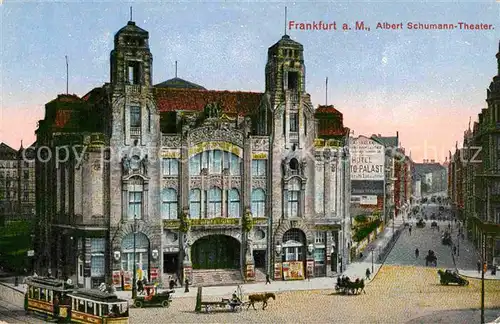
325,77,328,105
65,56,69,94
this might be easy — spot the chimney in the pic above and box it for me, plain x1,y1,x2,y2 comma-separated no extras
431,159,435,163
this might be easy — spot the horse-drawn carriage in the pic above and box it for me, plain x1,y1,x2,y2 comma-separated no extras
417,219,426,228
425,250,437,267
438,269,469,286
133,287,174,308
335,276,366,295
198,286,276,313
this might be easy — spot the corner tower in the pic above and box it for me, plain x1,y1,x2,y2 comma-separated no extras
265,35,305,104
110,20,153,86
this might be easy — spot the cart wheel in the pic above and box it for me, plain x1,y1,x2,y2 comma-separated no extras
134,300,143,308
162,300,170,308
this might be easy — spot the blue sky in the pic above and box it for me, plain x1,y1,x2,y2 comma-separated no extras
1,1,499,161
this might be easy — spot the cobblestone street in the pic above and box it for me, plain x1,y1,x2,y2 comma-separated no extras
129,266,500,323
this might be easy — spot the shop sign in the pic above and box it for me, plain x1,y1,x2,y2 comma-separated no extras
163,219,181,229
274,263,282,280
123,271,132,290
282,261,304,280
150,268,159,281
252,152,268,159
190,217,239,226
188,141,242,157
83,267,91,277
306,260,315,277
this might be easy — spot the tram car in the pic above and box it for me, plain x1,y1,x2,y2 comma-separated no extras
24,276,129,323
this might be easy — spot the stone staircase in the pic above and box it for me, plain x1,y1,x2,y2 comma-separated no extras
254,267,267,282
191,269,243,287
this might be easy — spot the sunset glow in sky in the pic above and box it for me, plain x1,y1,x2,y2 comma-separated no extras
1,2,499,162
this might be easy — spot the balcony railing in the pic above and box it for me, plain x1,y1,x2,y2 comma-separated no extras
130,126,141,137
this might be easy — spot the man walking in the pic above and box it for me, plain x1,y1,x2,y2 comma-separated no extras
415,248,419,258
365,268,371,280
409,225,412,236
265,273,271,284
477,260,481,274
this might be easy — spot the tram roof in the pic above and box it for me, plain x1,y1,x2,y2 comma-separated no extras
25,276,75,291
68,289,127,303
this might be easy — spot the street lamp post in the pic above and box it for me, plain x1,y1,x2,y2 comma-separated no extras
371,250,374,274
132,217,137,299
481,234,486,324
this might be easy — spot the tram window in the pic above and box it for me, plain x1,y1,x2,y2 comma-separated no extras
102,304,109,315
28,287,33,298
40,289,45,301
96,303,101,316
34,288,39,299
78,300,85,312
47,290,52,302
87,301,94,315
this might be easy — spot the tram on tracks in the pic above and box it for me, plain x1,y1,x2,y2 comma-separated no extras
24,276,129,323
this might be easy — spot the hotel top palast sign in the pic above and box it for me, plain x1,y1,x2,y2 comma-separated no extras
349,136,385,181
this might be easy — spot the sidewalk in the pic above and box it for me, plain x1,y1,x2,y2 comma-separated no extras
0,219,407,303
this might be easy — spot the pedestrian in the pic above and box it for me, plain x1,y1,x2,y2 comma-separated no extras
409,226,412,236
365,268,371,280
137,279,144,295
184,278,190,293
415,248,419,258
477,260,481,274
265,273,271,284
453,246,457,255
169,277,175,290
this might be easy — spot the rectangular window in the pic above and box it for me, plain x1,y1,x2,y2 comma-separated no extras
230,154,240,175
189,189,201,219
24,170,29,179
162,189,178,220
314,231,325,244
23,191,28,201
162,159,179,176
127,62,140,84
290,113,298,132
130,106,141,128
90,238,105,277
128,192,142,219
189,155,201,175
227,189,240,218
212,150,222,174
252,160,266,177
288,191,299,218
207,188,222,218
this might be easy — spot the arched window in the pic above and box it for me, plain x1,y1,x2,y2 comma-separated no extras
227,189,240,218
128,177,143,220
288,178,300,218
161,188,178,219
207,187,222,218
251,189,266,217
121,233,149,275
189,189,201,219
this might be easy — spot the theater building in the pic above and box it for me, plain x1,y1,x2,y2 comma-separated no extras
35,19,351,288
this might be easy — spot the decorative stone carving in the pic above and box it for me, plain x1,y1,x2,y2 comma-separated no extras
190,178,202,189
252,137,269,151
188,126,244,147
183,236,191,262
162,135,181,148
323,148,332,160
210,176,223,188
204,102,223,119
163,177,178,189
252,178,267,189
121,155,130,175
281,157,290,176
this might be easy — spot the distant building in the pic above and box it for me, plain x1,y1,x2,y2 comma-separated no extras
0,142,36,224
413,160,447,194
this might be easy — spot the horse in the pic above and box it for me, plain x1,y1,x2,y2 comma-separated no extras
349,279,366,294
247,292,276,310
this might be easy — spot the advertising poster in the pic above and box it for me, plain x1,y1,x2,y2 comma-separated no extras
150,268,159,281
123,271,132,291
283,261,304,280
274,263,282,280
112,270,121,287
306,260,315,278
246,264,255,280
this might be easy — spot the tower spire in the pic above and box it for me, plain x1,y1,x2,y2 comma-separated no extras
284,6,287,36
65,55,69,94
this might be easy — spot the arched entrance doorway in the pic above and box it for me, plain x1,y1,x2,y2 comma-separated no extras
192,235,240,269
281,228,306,280
121,232,150,284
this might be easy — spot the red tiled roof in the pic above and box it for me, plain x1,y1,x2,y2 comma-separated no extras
54,110,73,128
318,127,348,136
154,88,263,115
315,105,342,114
